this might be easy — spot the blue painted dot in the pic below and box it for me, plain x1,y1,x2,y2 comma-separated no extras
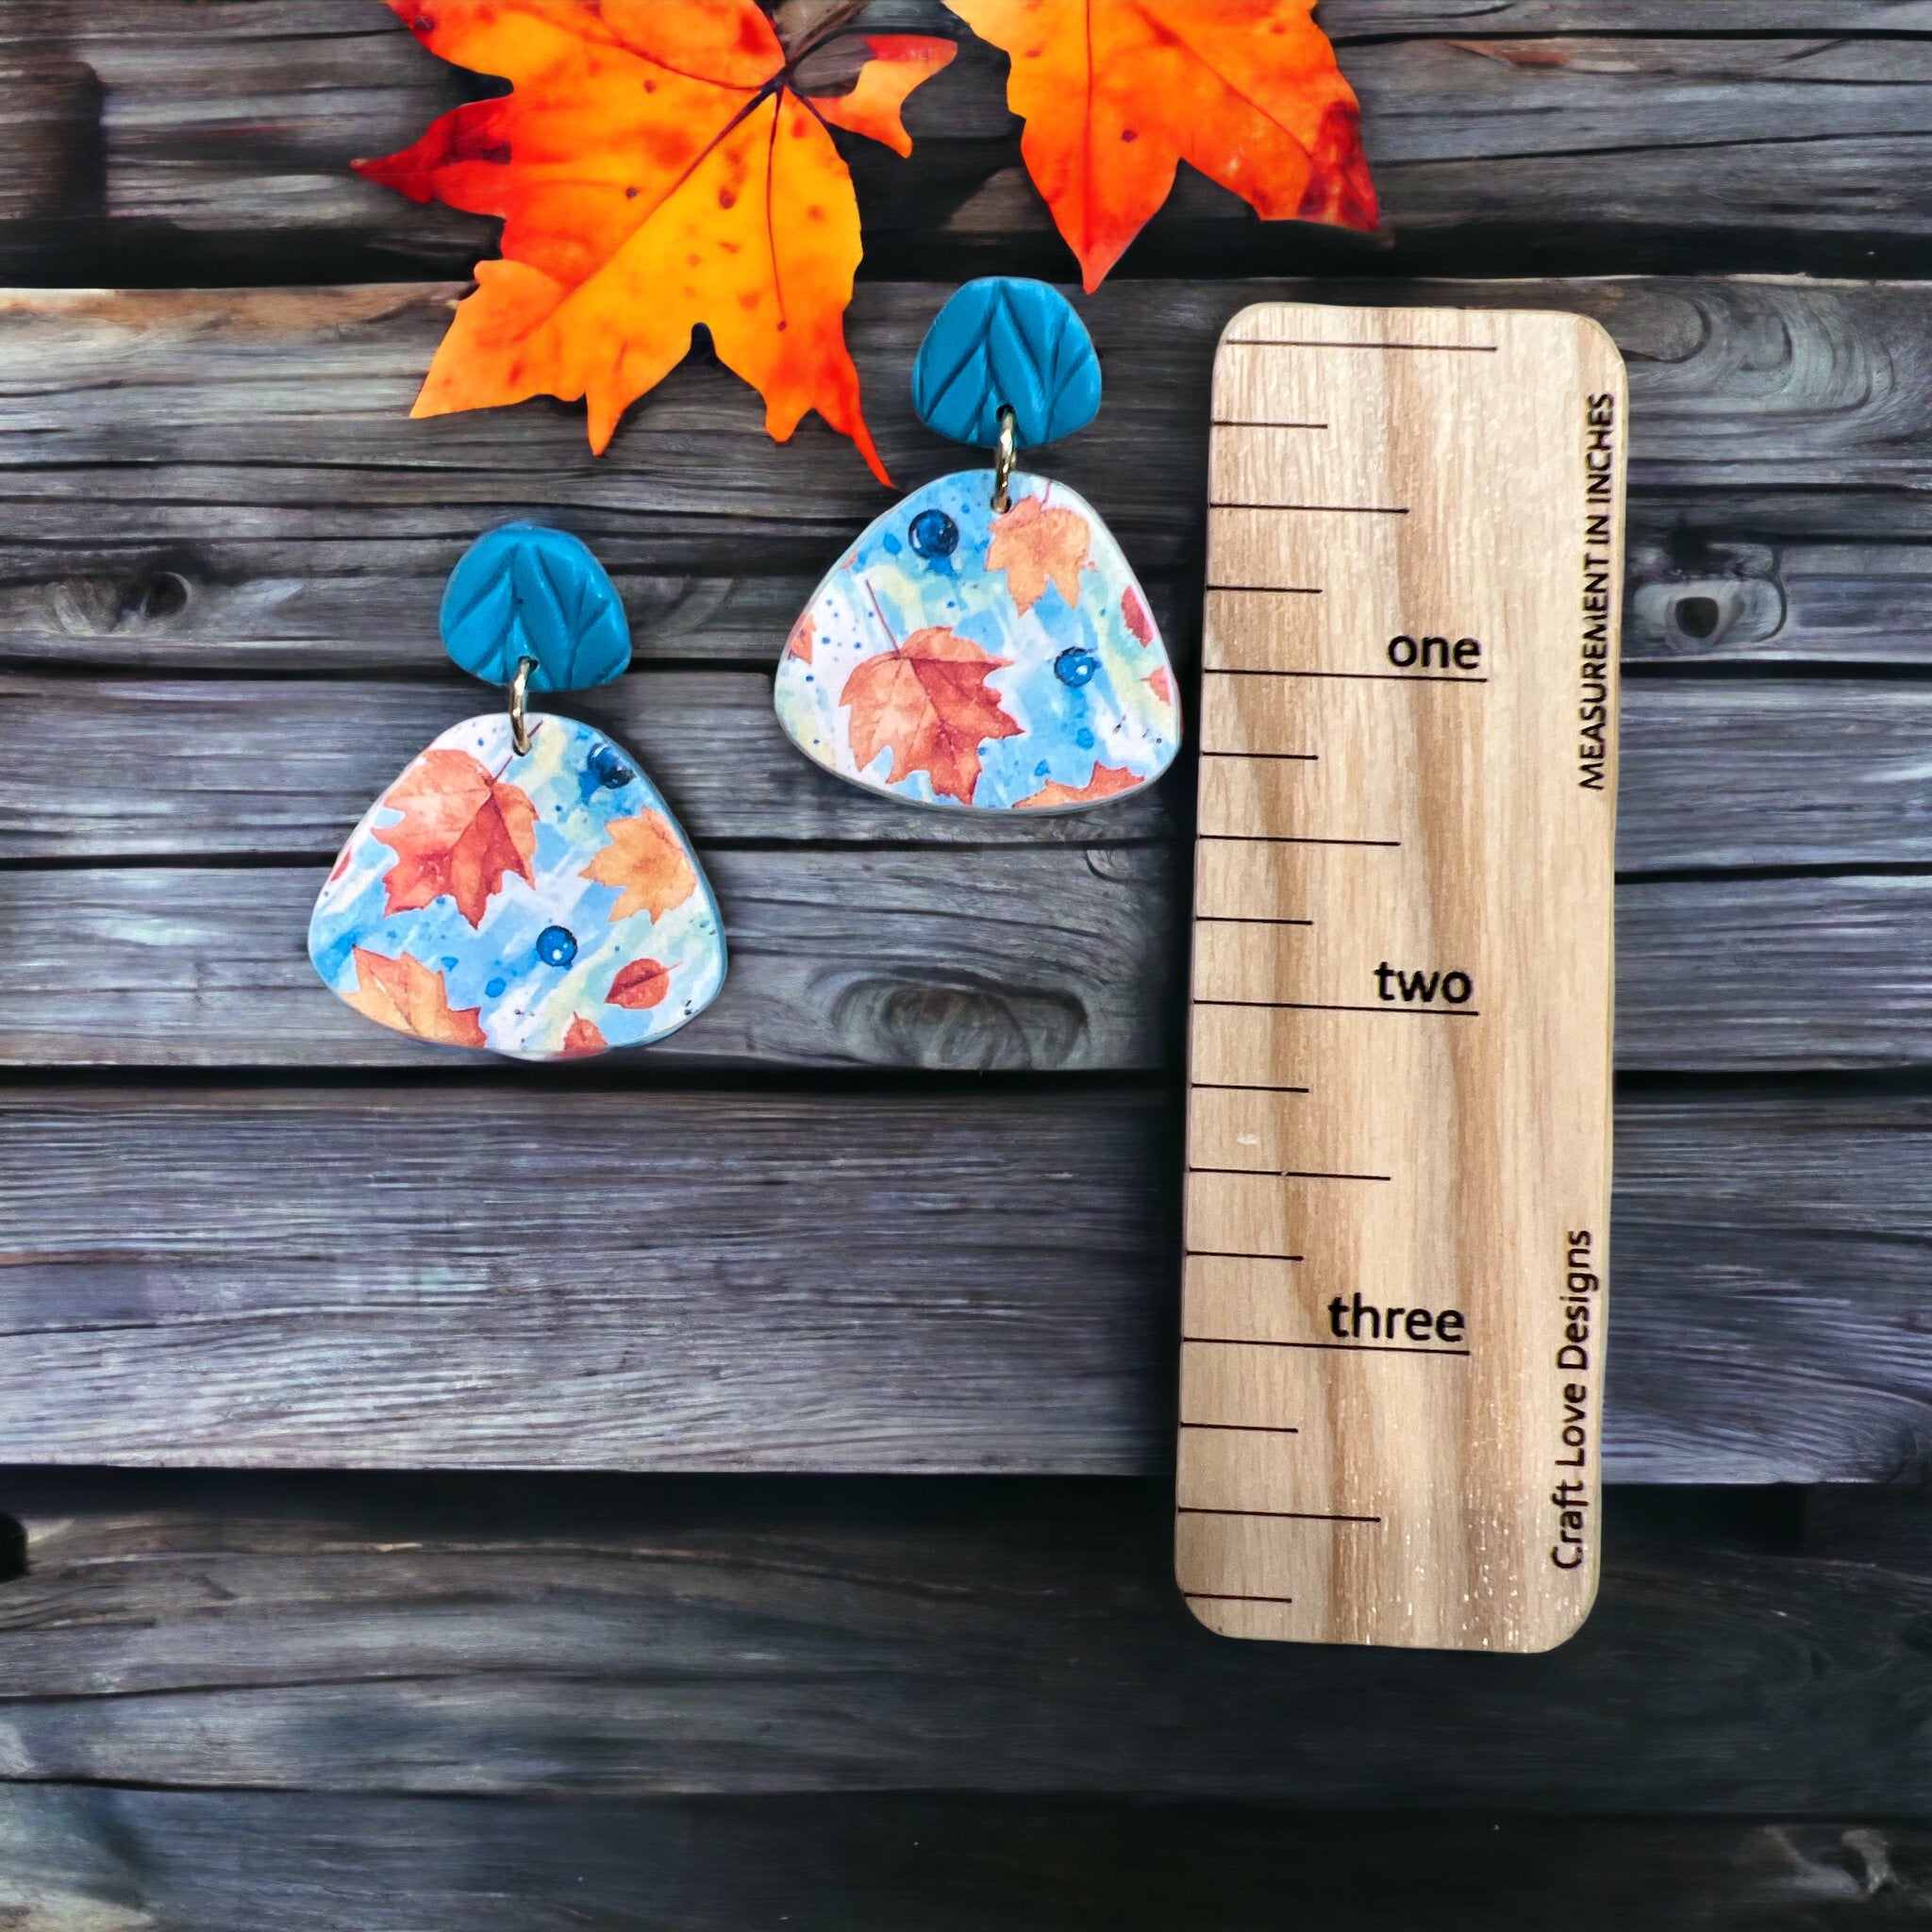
1035,759,1051,777
908,508,958,560
590,744,634,789
1075,727,1095,749
485,976,507,998
536,924,577,968
881,531,903,555
1055,647,1098,688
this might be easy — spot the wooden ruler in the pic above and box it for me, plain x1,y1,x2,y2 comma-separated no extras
1178,301,1625,1653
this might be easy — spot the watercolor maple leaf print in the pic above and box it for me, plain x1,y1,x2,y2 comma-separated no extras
374,747,539,927
343,946,490,1047
841,625,1022,804
948,0,1376,290
357,0,956,477
987,493,1090,612
582,810,700,924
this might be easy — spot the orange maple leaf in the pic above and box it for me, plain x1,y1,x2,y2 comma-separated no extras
786,611,815,664
1017,762,1141,809
987,494,1090,613
1144,664,1174,707
342,946,489,1048
375,747,538,928
841,625,1021,805
1122,584,1156,645
607,958,673,1009
582,809,699,923
949,0,1376,291
357,4,956,476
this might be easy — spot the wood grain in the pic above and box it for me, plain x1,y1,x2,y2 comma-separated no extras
0,1472,1923,1807
4,1086,1932,1481
0,1788,1923,1931
0,853,1179,1074
5,4,1932,282
15,675,1932,868
1177,303,1624,1649
0,279,1929,673
3,866,1928,1073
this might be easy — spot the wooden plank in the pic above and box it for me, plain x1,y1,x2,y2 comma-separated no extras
0,1472,1924,1806
0,852,1179,1073
0,280,1930,671
11,675,1932,867
0,1789,1922,1931
0,670,1181,853
3,1085,1931,1480
5,5,1932,282
1177,300,1624,1651
4,866,1927,1073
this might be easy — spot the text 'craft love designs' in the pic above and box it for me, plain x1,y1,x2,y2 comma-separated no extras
774,471,1180,811
310,713,725,1061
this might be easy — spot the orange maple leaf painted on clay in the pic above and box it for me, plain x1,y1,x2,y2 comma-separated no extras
786,611,815,664
1144,664,1174,707
949,0,1376,290
841,625,1022,804
374,747,539,927
342,946,490,1048
987,494,1090,613
1122,584,1156,645
357,4,955,475
582,809,699,924
607,958,672,1009
1017,762,1141,809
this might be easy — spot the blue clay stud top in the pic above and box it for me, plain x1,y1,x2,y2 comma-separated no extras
912,277,1101,450
441,522,631,692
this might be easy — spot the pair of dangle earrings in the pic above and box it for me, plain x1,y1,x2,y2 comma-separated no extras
775,277,1181,812
311,278,1174,1061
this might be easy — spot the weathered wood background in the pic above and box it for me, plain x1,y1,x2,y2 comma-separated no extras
5,1,1932,1923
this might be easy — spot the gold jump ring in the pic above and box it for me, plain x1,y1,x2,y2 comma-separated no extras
508,655,536,756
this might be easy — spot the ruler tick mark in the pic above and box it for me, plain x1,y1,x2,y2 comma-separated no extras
1200,834,1398,849
1210,501,1408,516
1199,750,1319,762
1206,583,1324,595
1184,1591,1298,1606
1196,999,1479,1018
1190,1081,1311,1094
1179,1505,1384,1524
1187,1249,1305,1263
1190,1166,1390,1182
1206,667,1489,686
1186,1336,1473,1359
1182,1422,1301,1435
1224,338,1497,355
1196,915,1314,927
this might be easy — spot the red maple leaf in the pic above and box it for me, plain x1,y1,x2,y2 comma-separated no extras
1017,762,1141,809
950,0,1376,290
607,958,672,1010
341,946,489,1048
356,3,955,476
1122,584,1156,645
841,625,1022,805
559,1013,608,1057
374,747,538,928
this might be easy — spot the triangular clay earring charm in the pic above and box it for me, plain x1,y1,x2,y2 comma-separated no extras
310,524,726,1060
775,277,1181,812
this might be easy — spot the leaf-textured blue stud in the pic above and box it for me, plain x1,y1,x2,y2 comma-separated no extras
441,522,631,691
911,277,1102,450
